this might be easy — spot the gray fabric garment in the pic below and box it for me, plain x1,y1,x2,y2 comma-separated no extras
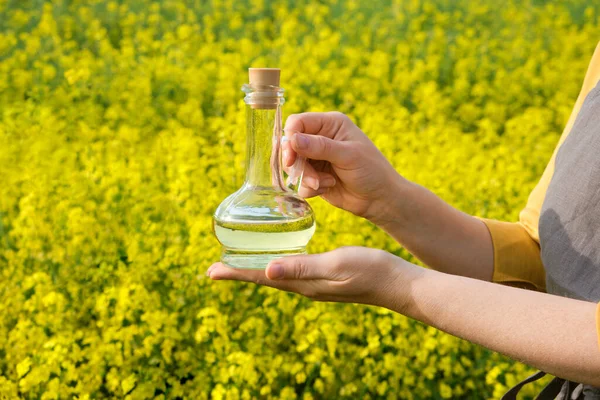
540,80,600,302
538,79,600,397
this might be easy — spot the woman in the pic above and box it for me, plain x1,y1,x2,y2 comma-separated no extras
207,43,600,398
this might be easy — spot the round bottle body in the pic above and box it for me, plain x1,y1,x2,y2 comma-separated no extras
213,188,315,269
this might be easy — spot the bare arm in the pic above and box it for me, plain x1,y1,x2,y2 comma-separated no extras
373,177,494,281
386,264,600,386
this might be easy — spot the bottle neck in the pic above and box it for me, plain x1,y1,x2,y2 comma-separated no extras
244,104,285,189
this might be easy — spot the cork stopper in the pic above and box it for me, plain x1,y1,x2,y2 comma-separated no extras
249,68,280,87
248,68,281,109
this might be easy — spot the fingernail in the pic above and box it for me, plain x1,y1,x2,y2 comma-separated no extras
283,149,289,163
295,134,309,149
268,263,284,280
320,176,336,187
303,176,319,190
206,265,215,276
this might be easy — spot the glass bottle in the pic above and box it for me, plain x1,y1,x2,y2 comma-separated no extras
212,68,316,269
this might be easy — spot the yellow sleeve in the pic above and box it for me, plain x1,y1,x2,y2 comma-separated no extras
481,42,600,292
479,219,546,291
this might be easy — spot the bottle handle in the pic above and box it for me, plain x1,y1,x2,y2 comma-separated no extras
281,134,306,193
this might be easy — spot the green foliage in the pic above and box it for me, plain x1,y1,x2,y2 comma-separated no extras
0,0,598,398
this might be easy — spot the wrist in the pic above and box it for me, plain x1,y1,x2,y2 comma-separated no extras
370,253,424,312
366,175,418,231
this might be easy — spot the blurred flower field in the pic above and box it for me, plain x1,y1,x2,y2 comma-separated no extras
1,0,599,398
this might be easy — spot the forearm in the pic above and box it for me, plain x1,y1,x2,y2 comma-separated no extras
374,177,493,281
383,264,600,385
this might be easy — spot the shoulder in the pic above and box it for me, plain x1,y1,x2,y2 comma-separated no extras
588,41,600,76
577,42,600,103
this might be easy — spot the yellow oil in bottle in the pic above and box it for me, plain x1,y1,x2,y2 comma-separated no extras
213,216,315,269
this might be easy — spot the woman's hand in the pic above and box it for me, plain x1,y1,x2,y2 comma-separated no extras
207,246,413,308
283,112,404,224
283,111,494,282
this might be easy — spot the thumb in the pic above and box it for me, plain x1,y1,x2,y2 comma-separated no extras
266,252,337,280
291,133,354,167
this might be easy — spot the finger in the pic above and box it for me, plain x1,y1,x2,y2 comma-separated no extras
208,262,319,296
292,133,354,167
285,112,345,139
283,158,323,183
296,163,336,192
317,171,336,188
208,263,289,288
298,184,328,199
299,187,329,199
206,263,218,276
282,136,296,167
266,252,340,280
208,263,268,282
299,162,320,190
301,173,336,192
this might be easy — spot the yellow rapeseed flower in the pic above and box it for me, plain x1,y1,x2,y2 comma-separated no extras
0,0,597,398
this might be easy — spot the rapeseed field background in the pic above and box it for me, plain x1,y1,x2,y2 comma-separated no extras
1,0,599,398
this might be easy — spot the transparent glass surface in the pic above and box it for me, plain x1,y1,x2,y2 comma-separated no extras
212,85,316,269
